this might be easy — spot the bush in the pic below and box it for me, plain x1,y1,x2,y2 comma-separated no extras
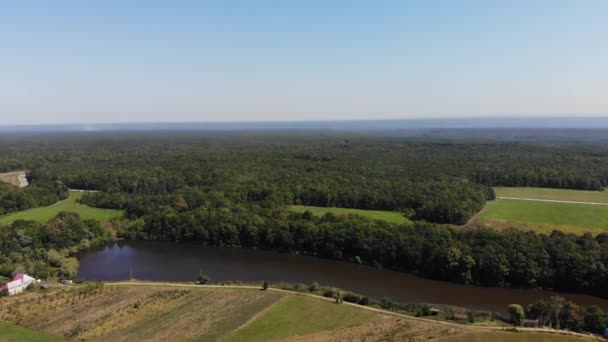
308,281,320,292
262,280,268,291
508,304,525,326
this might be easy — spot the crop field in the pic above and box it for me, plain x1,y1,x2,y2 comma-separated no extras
494,187,608,203
0,192,122,226
447,331,594,342
480,199,608,235
289,205,410,224
0,284,470,341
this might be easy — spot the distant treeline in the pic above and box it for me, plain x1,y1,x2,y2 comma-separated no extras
0,181,69,216
2,134,607,224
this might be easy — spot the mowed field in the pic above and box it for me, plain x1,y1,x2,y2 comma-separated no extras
0,323,62,342
494,187,608,203
0,192,122,226
479,187,608,235
289,205,411,225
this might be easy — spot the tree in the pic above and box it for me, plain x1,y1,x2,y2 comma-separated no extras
508,304,525,326
197,272,210,284
262,280,268,291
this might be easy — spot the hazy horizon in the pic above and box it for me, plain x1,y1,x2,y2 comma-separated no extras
1,1,607,125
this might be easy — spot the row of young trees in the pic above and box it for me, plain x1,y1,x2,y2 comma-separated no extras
0,212,109,281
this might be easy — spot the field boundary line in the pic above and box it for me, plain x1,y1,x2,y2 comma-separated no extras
103,281,599,340
496,196,608,206
224,295,288,338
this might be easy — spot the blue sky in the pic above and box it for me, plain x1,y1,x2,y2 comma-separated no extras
1,1,607,124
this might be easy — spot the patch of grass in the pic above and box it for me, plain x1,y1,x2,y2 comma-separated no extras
494,187,608,203
0,323,63,342
225,295,373,341
481,199,608,234
446,331,591,342
289,205,410,224
0,192,122,226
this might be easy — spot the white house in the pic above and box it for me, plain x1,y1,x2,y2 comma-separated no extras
0,273,36,296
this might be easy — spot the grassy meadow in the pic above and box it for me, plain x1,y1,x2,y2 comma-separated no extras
225,295,373,341
0,323,62,342
480,199,608,235
289,205,411,224
494,187,608,203
0,192,122,226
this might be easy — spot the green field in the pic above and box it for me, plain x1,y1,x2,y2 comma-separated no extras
481,199,608,235
289,205,410,224
0,323,62,342
494,187,608,203
0,192,122,226
225,295,373,341
448,331,591,342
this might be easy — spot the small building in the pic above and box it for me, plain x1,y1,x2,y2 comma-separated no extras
522,319,539,327
430,308,441,316
62,280,73,285
0,273,36,296
453,313,468,321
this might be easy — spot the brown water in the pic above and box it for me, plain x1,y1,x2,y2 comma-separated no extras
77,241,608,313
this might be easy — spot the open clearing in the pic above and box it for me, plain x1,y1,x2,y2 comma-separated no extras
0,283,598,342
289,205,410,224
479,199,608,235
0,192,122,226
494,187,608,204
0,171,28,188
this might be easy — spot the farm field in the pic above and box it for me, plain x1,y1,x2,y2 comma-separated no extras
480,199,608,235
0,323,62,342
446,331,596,342
494,187,608,203
289,205,411,224
0,284,465,341
0,192,122,226
0,283,597,342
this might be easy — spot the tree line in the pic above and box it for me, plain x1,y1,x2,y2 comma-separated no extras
0,180,69,216
509,296,608,335
82,188,608,299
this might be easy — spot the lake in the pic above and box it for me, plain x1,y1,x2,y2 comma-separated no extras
77,240,608,313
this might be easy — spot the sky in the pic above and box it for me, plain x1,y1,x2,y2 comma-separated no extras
1,0,607,125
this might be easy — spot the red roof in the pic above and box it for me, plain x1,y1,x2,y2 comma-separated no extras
1,273,27,292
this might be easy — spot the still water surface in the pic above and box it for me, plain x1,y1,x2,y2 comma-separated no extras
77,241,608,313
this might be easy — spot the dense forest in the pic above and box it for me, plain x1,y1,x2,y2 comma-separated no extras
0,212,108,281
1,132,608,299
0,181,68,216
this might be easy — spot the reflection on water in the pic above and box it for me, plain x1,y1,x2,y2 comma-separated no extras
77,240,608,313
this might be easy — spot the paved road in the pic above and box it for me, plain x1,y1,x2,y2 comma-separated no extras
497,196,608,206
